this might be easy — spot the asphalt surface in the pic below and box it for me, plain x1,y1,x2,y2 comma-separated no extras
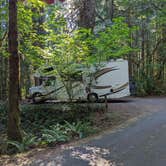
2,97,165,166
27,97,166,166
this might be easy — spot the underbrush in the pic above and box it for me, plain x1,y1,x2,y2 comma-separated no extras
134,73,166,96
0,103,103,154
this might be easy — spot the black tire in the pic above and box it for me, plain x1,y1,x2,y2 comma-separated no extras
87,93,98,102
32,92,43,103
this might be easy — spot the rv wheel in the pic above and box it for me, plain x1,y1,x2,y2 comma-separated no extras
87,93,98,102
32,92,43,103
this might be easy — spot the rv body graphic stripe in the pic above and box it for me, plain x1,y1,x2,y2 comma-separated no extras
39,86,65,97
94,82,128,91
99,82,129,97
91,85,112,89
95,67,119,79
112,82,129,93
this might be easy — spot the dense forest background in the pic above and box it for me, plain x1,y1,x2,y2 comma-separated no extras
0,0,165,155
0,0,166,102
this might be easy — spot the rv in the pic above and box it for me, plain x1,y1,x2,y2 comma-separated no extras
29,59,130,103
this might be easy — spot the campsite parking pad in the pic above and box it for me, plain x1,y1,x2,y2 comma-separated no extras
1,97,166,166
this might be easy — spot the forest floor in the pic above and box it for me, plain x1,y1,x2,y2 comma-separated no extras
0,97,165,165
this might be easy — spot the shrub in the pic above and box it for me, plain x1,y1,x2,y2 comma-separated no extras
7,134,37,153
42,124,69,144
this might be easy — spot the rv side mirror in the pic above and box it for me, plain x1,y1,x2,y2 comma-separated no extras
110,89,114,93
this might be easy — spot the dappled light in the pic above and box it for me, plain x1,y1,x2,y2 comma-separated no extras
71,146,115,166
0,145,115,166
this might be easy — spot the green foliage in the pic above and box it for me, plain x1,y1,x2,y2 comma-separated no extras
0,102,100,154
39,6,133,100
42,124,69,144
114,0,166,96
134,63,166,96
20,103,92,134
0,0,8,55
7,134,37,153
0,0,46,66
17,1,46,67
42,120,92,144
0,102,7,129
91,17,133,63
46,15,133,65
64,120,91,138
0,103,103,155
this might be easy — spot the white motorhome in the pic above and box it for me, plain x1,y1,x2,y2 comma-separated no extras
29,59,130,102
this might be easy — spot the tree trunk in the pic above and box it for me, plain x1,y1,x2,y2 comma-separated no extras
7,0,22,142
106,0,114,21
78,0,96,29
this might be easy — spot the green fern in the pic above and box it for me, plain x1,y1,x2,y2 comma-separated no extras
7,135,37,153
42,124,69,143
64,121,91,138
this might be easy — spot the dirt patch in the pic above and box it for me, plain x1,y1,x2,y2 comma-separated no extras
90,99,141,132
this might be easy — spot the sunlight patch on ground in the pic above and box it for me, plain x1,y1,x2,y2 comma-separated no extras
71,146,116,166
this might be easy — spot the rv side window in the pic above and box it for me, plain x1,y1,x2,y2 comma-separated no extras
45,78,56,86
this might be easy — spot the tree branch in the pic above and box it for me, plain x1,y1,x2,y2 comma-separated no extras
0,31,8,48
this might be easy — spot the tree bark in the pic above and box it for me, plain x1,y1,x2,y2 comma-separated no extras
7,0,22,142
78,0,96,29
106,0,114,21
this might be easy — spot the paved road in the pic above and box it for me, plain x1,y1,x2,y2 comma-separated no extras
4,97,166,166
